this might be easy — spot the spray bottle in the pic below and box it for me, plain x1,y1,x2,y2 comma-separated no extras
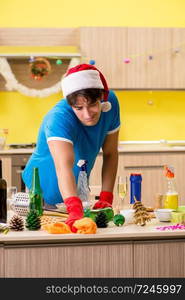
77,159,90,210
163,165,178,210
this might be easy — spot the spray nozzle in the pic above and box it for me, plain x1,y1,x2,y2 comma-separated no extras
164,165,174,178
77,159,87,171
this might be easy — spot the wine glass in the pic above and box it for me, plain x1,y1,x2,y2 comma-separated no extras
117,176,128,212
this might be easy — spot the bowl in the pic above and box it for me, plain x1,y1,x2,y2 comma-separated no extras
120,209,134,224
154,209,173,222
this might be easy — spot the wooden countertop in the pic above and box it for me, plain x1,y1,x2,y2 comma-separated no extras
1,219,185,245
1,144,185,155
0,148,34,155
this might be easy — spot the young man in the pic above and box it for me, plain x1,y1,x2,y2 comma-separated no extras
22,64,120,232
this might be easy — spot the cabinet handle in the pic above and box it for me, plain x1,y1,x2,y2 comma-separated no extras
125,165,164,169
22,158,27,162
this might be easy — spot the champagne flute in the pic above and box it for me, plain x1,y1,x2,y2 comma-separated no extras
117,176,128,212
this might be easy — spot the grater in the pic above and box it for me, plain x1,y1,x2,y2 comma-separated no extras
11,192,30,216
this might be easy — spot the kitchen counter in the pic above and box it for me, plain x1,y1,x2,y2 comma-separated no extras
0,148,34,154
1,144,185,155
0,218,185,278
0,219,185,244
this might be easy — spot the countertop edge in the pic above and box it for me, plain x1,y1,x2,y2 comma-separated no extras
1,146,185,155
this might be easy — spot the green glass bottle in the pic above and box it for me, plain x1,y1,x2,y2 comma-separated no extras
29,167,43,216
0,177,7,223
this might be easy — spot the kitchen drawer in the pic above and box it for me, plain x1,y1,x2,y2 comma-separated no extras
11,155,30,166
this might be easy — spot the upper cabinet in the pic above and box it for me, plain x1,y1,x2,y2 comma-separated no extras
80,27,127,89
0,27,184,90
80,27,185,89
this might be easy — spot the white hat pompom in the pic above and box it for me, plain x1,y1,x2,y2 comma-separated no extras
101,101,112,112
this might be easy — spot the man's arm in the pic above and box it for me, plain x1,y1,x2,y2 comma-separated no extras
48,140,84,232
101,130,119,192
48,140,77,199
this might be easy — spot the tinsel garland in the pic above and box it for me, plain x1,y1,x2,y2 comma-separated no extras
0,57,80,98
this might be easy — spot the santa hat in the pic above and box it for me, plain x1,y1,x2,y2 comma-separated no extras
61,64,111,112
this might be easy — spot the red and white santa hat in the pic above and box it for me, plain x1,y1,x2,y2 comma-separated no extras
61,64,111,112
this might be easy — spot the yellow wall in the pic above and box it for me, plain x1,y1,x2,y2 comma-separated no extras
0,0,185,143
1,90,185,144
1,0,185,28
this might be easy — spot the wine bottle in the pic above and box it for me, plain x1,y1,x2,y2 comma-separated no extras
29,167,43,216
0,177,7,223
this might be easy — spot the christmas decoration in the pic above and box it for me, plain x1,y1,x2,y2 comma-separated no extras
133,201,151,226
30,57,51,80
89,59,96,65
124,58,131,64
95,211,109,228
156,224,185,231
0,57,80,98
9,214,24,231
0,224,9,234
113,214,125,226
56,59,62,65
26,209,41,230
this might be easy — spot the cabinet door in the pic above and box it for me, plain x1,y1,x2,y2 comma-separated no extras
0,246,4,277
5,243,133,278
126,28,172,89
11,155,30,192
134,240,185,277
172,28,185,88
80,27,127,89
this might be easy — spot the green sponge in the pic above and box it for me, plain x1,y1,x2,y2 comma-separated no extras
84,207,114,222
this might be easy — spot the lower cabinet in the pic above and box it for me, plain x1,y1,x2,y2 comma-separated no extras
0,246,4,277
133,240,185,277
4,242,133,278
3,239,185,278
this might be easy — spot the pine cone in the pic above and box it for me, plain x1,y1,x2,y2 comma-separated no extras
26,210,41,230
9,215,24,231
95,212,109,228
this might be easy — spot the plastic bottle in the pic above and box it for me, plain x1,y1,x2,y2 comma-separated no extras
163,165,178,210
130,173,142,204
77,160,90,210
29,167,43,216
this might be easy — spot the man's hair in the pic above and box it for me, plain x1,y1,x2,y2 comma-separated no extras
66,88,104,106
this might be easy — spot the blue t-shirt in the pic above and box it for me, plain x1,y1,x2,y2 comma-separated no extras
22,90,120,205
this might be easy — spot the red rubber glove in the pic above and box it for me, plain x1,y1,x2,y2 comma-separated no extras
93,191,113,209
64,196,84,233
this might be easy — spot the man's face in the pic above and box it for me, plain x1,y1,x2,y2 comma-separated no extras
72,95,102,126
